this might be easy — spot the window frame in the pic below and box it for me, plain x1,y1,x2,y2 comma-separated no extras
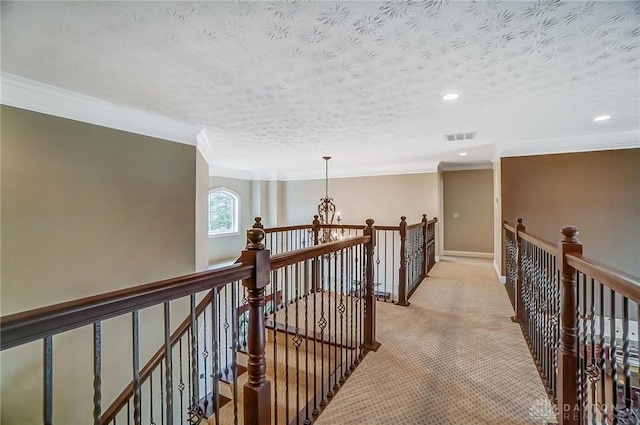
208,187,240,238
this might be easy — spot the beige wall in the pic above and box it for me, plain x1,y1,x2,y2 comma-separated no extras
208,175,252,264
442,169,494,254
195,150,210,271
501,149,640,276
493,160,503,272
1,106,197,424
281,173,438,227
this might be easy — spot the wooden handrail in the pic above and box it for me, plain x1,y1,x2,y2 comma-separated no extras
270,235,370,270
0,264,253,350
264,224,312,233
566,253,640,303
101,289,218,423
503,221,516,233
519,231,558,256
407,222,423,230
318,224,365,230
375,225,400,231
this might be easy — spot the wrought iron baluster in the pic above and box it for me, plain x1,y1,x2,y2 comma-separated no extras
304,259,311,425
44,335,53,425
294,262,302,425
211,288,220,424
202,305,209,415
611,289,619,424
332,249,339,395
312,256,319,417
93,322,102,425
285,266,291,424
588,278,597,425
319,257,327,407
339,248,346,384
621,296,632,422
188,295,201,424
132,311,141,425
231,282,239,425
178,338,185,425
599,282,608,423
160,362,165,425
163,302,173,425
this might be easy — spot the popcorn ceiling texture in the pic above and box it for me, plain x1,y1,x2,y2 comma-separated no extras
1,1,638,175
314,257,557,425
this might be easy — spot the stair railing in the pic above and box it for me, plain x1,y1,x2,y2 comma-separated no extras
503,219,640,425
255,214,438,307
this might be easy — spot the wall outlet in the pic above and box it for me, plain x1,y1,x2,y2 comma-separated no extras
453,212,459,218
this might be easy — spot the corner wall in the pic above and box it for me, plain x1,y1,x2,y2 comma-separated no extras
1,105,197,424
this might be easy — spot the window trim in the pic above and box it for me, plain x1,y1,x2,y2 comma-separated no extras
208,187,240,238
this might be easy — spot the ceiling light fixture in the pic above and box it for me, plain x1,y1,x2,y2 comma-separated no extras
317,156,342,243
459,152,468,156
442,93,459,101
593,115,611,122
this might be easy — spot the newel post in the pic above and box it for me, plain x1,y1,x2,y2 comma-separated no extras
397,216,409,307
312,215,320,246
557,226,582,425
514,217,526,323
253,217,264,229
240,228,272,425
363,219,381,352
421,214,428,279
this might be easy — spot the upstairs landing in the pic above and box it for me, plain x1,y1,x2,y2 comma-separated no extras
314,257,557,425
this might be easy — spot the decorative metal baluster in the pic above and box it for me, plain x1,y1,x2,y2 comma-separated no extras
304,259,311,425
163,302,173,425
93,322,102,425
223,287,230,377
178,338,185,425
332,249,339,394
621,296,632,423
285,266,291,424
338,248,346,384
132,311,141,425
349,246,355,373
588,278,597,425
294,262,302,425
312,256,319,417
242,286,248,353
43,335,53,425
160,362,165,425
391,234,396,303
577,272,585,422
611,289,619,424
150,373,156,425
188,295,202,424
202,306,209,415
599,282,608,424
319,257,327,407
211,288,220,424
383,231,388,302
231,281,239,425
272,270,279,425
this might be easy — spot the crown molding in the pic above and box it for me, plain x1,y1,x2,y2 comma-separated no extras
1,72,202,145
496,131,640,159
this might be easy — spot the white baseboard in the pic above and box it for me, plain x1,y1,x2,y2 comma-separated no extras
441,250,494,259
434,255,440,262
493,260,506,284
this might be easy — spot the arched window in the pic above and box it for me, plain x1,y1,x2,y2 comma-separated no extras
208,188,239,236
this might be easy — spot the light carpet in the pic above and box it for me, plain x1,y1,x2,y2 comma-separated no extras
314,257,557,425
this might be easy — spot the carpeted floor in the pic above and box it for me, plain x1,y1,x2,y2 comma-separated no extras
314,257,557,425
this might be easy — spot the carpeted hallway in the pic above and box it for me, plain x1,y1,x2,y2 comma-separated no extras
314,257,557,425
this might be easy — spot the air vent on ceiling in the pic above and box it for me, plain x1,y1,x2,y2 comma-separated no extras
445,132,477,142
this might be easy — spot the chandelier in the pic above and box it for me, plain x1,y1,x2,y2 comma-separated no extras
317,156,342,243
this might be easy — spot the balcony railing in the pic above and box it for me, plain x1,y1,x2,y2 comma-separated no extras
503,218,640,425
255,214,438,307
0,221,383,425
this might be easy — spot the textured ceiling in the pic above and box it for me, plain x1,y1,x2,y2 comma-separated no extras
1,1,639,177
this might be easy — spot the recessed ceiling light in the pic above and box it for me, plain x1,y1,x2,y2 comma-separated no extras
459,152,468,156
593,115,611,122
442,93,459,101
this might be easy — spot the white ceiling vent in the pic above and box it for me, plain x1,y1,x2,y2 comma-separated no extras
445,132,476,142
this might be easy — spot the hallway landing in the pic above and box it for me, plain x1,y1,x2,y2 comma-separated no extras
314,257,557,425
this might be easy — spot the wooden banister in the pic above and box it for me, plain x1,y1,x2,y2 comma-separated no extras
0,264,253,350
270,235,370,271
566,252,640,302
519,231,558,256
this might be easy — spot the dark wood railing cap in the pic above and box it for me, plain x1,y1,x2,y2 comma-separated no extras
366,218,375,227
422,214,428,222
247,228,265,250
517,217,524,225
561,225,579,243
400,216,406,222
